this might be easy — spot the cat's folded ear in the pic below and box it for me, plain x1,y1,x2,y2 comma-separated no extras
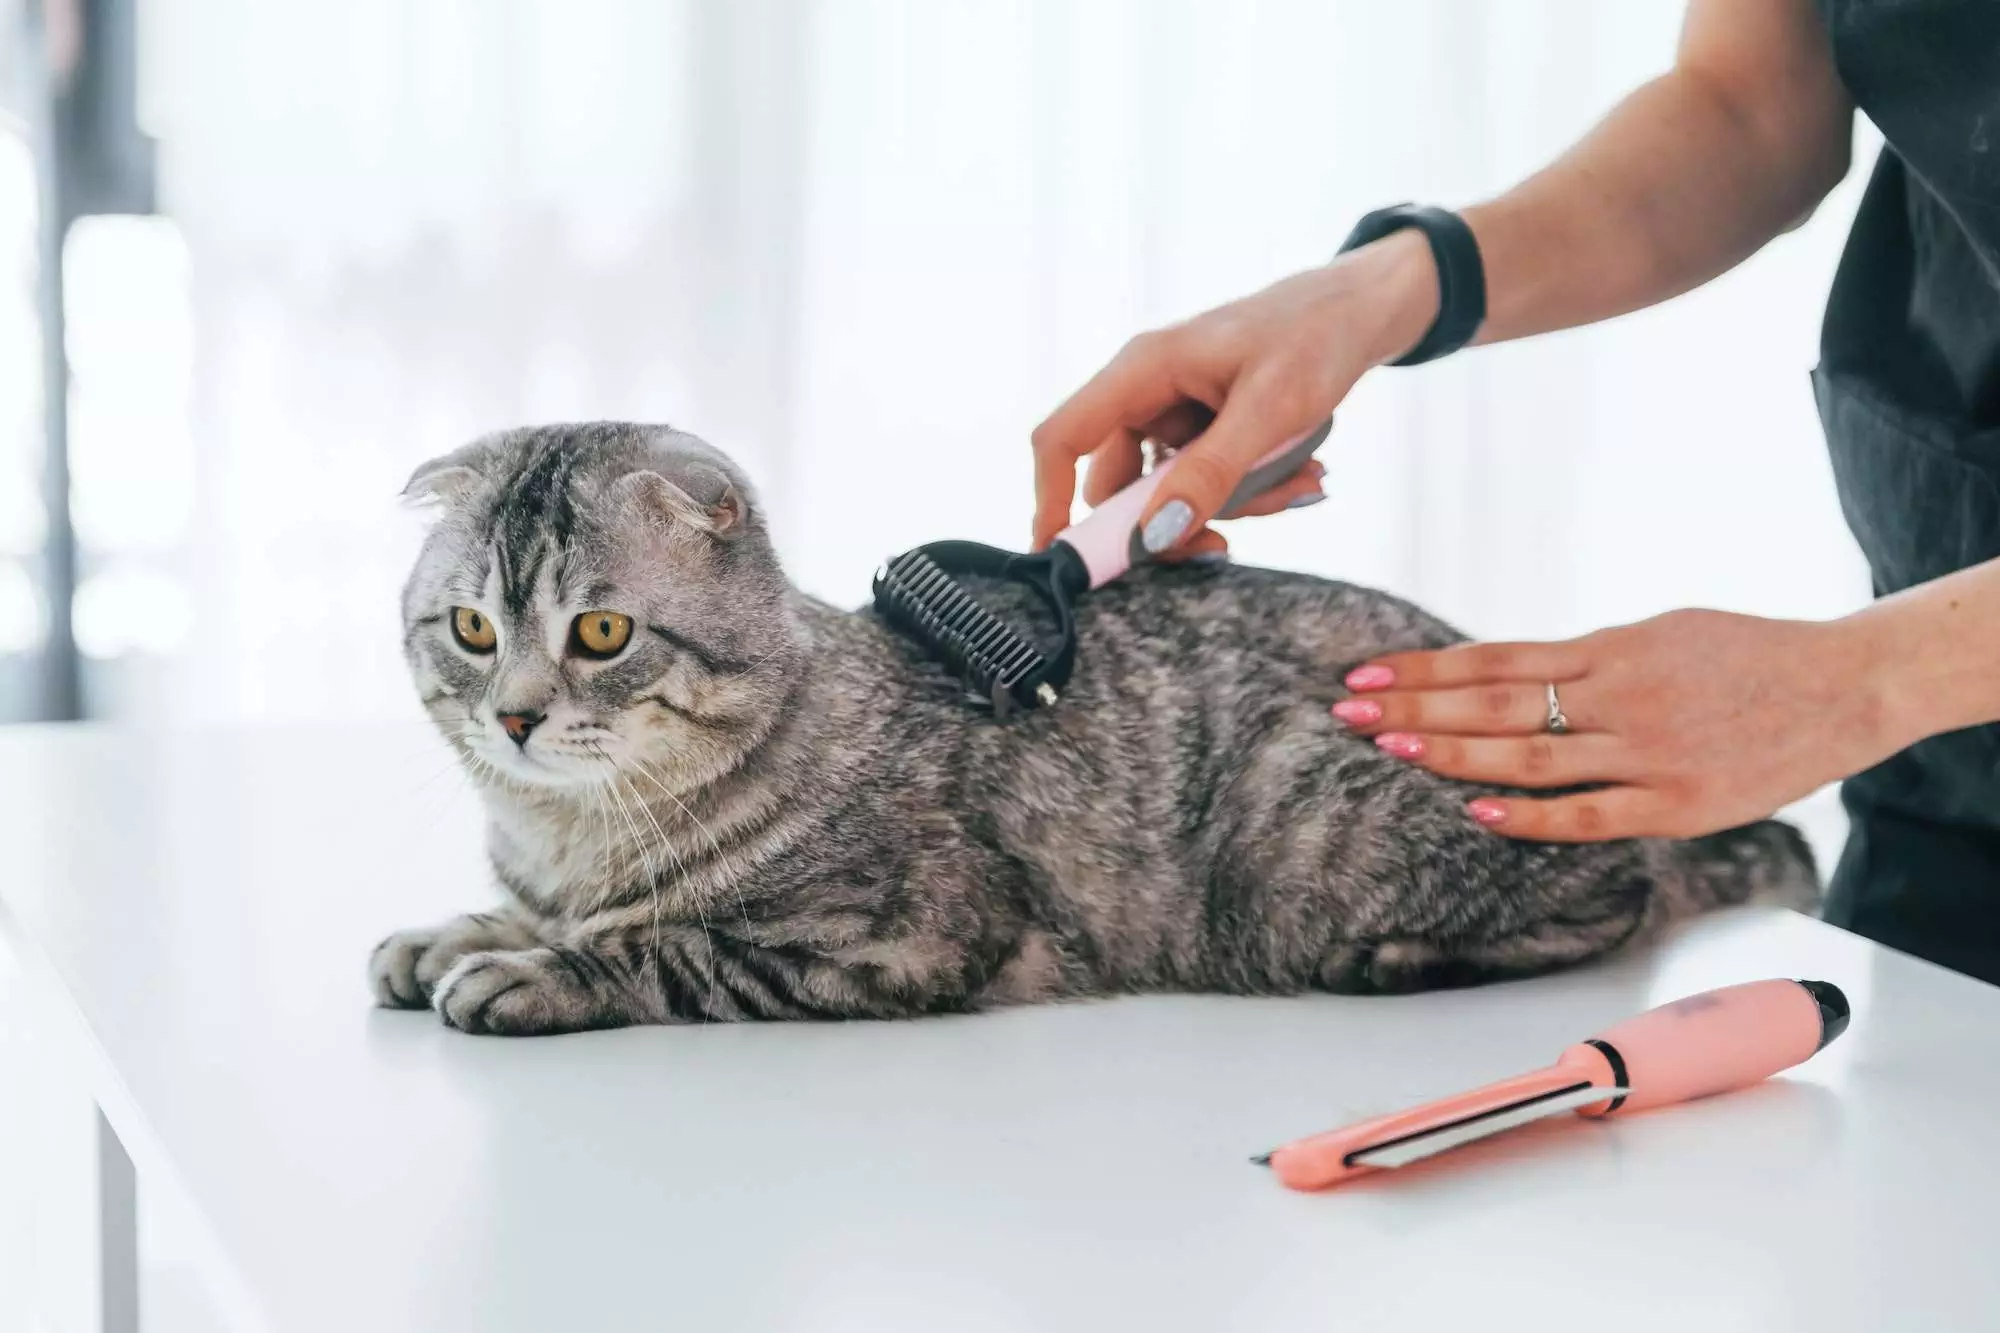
400,453,486,509
614,466,748,540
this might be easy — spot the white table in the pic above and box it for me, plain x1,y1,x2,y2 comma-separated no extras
2,723,1996,1333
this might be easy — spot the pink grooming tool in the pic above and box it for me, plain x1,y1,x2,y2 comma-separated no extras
1053,419,1332,589
872,418,1331,716
1256,978,1850,1192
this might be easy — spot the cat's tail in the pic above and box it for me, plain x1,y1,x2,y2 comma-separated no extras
1652,819,1821,921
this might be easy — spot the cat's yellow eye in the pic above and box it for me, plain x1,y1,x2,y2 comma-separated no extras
450,607,498,654
570,610,633,659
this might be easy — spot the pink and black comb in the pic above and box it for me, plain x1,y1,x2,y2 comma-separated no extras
873,419,1331,717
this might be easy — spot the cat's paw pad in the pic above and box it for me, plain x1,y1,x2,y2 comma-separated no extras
432,949,583,1036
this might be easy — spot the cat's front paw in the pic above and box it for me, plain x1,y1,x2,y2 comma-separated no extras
369,913,530,1009
431,948,618,1036
370,928,453,1009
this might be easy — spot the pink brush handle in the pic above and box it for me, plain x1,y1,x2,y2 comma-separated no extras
1567,977,1836,1116
1052,417,1333,589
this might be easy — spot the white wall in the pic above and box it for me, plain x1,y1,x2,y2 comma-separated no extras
58,0,1869,730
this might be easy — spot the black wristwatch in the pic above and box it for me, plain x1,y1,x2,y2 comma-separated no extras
1336,204,1485,366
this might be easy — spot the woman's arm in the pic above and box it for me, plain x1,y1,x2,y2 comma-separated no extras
1861,557,2000,746
1030,0,1857,551
1336,556,2000,843
1463,0,1853,345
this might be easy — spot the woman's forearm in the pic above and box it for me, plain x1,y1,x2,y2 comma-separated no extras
1465,37,1850,345
1855,557,2000,749
1364,0,1853,355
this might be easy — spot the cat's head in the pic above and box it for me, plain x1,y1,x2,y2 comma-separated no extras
400,423,797,793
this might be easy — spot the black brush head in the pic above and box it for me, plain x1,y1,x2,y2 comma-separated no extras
872,540,1086,717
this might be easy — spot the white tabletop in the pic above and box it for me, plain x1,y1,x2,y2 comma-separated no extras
3,723,1996,1333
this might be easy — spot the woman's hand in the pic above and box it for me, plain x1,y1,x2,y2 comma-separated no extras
1029,230,1440,557
1331,608,1917,842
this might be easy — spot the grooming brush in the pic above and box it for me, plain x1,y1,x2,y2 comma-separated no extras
873,418,1333,716
1256,978,1850,1192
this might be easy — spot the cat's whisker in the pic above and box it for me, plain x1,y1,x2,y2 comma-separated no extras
461,750,523,797
708,640,788,690
568,774,613,911
367,748,482,848
579,746,631,899
590,745,683,1014
592,744,724,1021
615,766,718,1019
596,752,657,888
632,759,750,939
397,755,473,808
590,779,621,893
425,736,480,769
598,771,668,999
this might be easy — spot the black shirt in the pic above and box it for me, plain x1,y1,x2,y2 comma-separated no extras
1819,0,2000,425
1813,0,2000,983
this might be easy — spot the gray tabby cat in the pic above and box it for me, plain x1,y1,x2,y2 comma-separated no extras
372,423,1815,1035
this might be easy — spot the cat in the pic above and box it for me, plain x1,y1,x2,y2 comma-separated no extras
371,422,1816,1035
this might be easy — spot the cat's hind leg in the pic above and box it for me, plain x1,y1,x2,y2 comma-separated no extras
1316,877,1653,995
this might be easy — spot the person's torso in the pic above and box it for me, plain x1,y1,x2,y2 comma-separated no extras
1814,1,2000,851
1818,0,2000,423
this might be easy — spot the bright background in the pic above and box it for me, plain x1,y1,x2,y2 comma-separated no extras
3,0,1875,721
2,3,1882,1327
3,1,1877,853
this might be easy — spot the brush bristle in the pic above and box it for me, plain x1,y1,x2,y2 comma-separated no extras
874,550,1048,709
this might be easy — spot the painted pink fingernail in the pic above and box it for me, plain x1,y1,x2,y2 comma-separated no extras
1331,699,1382,726
1375,732,1425,760
1345,666,1395,691
1468,799,1508,827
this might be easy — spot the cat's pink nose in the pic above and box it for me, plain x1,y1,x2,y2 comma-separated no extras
497,711,543,746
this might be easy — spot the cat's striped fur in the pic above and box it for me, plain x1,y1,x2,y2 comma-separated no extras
372,423,1816,1035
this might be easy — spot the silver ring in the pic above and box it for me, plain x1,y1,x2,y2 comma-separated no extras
1546,682,1570,735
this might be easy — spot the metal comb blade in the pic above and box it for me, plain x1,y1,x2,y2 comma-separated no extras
1346,1083,1626,1170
